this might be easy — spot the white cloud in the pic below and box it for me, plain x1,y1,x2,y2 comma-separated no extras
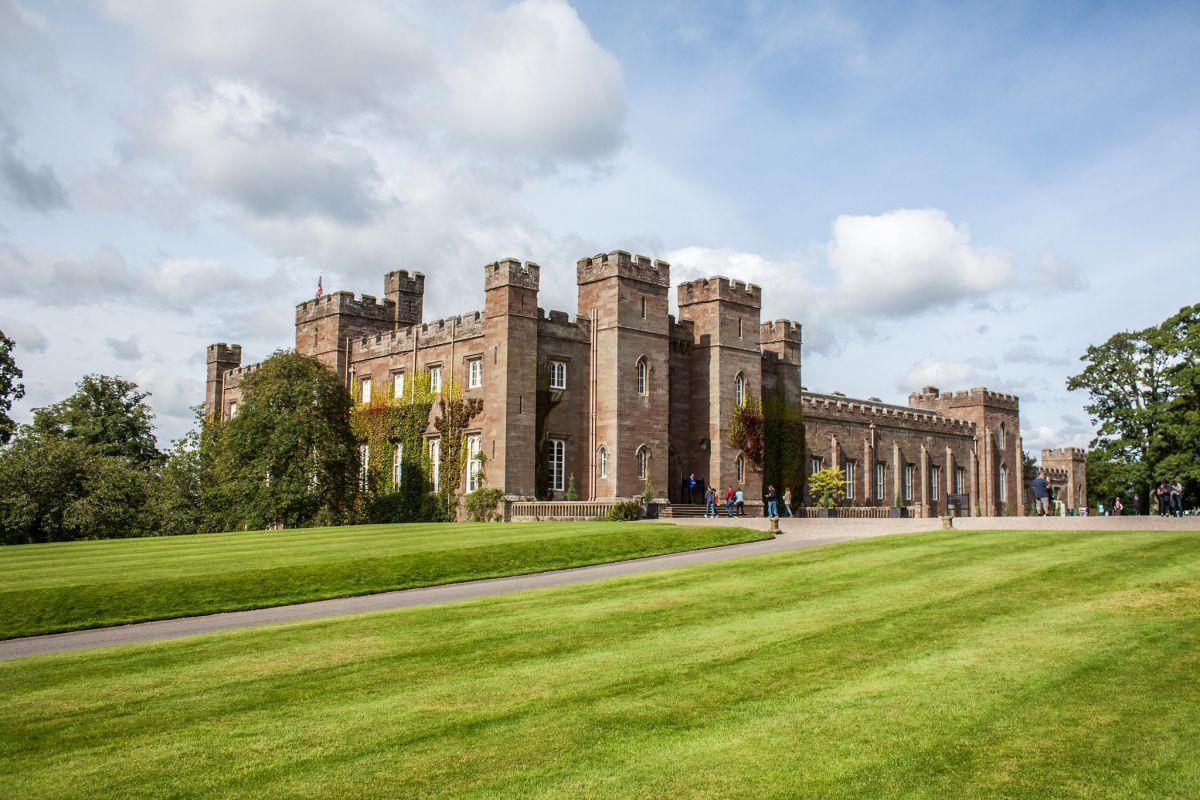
827,208,1016,317
130,367,203,425
1032,252,1089,291
0,316,48,353
899,356,996,392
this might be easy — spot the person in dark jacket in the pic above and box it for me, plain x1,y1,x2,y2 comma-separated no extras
766,485,778,518
1030,473,1050,516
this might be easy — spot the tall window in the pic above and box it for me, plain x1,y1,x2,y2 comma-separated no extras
549,360,567,390
875,461,886,500
598,446,608,479
738,317,743,339
998,423,1006,450
636,446,649,480
930,466,941,501
468,359,482,389
358,444,370,491
228,402,238,419
735,372,745,406
392,443,403,488
392,372,405,400
955,467,965,496
360,376,372,404
736,454,745,483
999,464,1008,503
466,434,482,491
429,438,441,490
548,439,565,492
640,297,647,319
810,456,822,475
904,464,915,502
429,366,442,394
845,459,856,500
636,358,647,395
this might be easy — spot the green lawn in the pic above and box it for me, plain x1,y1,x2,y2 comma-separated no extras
0,522,767,639
2,530,1198,799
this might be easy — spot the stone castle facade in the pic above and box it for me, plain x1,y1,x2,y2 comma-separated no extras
205,251,1086,516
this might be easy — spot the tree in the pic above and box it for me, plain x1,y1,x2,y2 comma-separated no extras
1067,326,1171,513
210,351,358,530
808,467,846,509
140,410,219,535
1156,304,1200,505
0,330,24,445
31,374,160,465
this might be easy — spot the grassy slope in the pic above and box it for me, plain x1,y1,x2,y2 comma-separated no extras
0,522,766,638
2,530,1199,799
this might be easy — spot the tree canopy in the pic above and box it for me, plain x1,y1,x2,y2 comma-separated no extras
0,330,24,445
31,374,160,465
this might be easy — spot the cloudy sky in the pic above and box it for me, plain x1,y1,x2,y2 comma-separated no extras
2,0,1198,450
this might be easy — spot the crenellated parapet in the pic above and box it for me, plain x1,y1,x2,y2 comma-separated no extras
909,385,1020,412
295,291,395,324
677,276,762,309
803,391,977,436
576,250,670,288
485,258,541,291
537,308,591,343
350,311,486,358
1042,446,1085,460
760,319,801,344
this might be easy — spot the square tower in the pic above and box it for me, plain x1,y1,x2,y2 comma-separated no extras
384,269,425,326
205,343,242,417
577,251,670,499
1041,447,1087,511
677,277,763,506
295,292,395,382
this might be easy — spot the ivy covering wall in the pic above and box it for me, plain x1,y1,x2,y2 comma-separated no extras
727,390,806,499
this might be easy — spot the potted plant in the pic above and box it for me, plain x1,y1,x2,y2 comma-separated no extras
640,476,659,519
889,488,908,518
808,467,846,519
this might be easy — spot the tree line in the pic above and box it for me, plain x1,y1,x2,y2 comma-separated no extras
0,341,460,545
1068,303,1199,512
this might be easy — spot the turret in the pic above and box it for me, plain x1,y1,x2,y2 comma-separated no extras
205,343,242,417
384,269,425,326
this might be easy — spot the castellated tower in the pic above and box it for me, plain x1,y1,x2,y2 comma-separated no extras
482,258,541,498
205,343,242,417
677,277,764,509
577,251,671,499
760,320,803,403
909,386,1022,516
384,269,425,326
294,292,396,383
1042,447,1087,511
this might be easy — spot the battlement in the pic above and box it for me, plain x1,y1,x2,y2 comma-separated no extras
1042,447,1086,460
384,269,425,295
760,319,802,344
676,276,763,309
295,291,395,324
908,385,1020,412
222,361,263,382
576,250,670,288
803,390,977,436
207,343,242,364
669,315,695,340
537,308,590,342
484,258,541,291
350,311,486,358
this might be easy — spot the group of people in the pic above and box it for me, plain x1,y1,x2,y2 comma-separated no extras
687,472,795,519
1154,478,1186,517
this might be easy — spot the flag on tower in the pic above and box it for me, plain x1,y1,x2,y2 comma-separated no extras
315,275,323,299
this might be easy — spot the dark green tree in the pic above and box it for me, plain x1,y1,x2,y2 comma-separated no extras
31,374,160,465
1155,304,1200,505
140,409,220,535
0,330,24,445
210,351,358,530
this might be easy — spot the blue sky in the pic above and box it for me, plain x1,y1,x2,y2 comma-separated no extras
1,0,1197,449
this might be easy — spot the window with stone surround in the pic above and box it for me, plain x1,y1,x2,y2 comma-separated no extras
736,454,745,483
845,459,856,500
955,467,965,496
549,360,567,390
467,434,482,491
358,444,370,491
636,357,647,395
999,464,1008,503
392,372,405,400
735,372,745,406
228,402,238,419
998,423,1007,450
359,376,372,404
875,461,886,500
810,456,822,475
598,446,608,478
429,438,441,489
904,464,915,502
930,465,940,501
468,359,482,389
641,297,647,319
549,439,565,492
392,443,403,488
636,446,649,480
429,366,442,394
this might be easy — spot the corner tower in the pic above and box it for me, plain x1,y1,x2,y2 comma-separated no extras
294,292,395,382
384,269,425,326
1042,447,1087,512
577,251,670,499
205,343,241,417
482,258,541,498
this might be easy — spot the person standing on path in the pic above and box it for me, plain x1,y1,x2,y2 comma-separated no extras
725,485,735,518
704,485,717,518
1172,478,1184,517
783,486,793,517
766,485,778,518
1157,480,1170,516
1030,472,1050,516
687,472,697,504
735,487,745,516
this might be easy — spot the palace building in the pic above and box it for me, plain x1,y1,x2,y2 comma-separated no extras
205,251,1085,516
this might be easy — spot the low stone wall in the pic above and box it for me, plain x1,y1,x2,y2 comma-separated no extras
508,500,623,521
793,506,923,519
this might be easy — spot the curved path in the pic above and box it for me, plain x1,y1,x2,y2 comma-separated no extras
0,526,906,662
